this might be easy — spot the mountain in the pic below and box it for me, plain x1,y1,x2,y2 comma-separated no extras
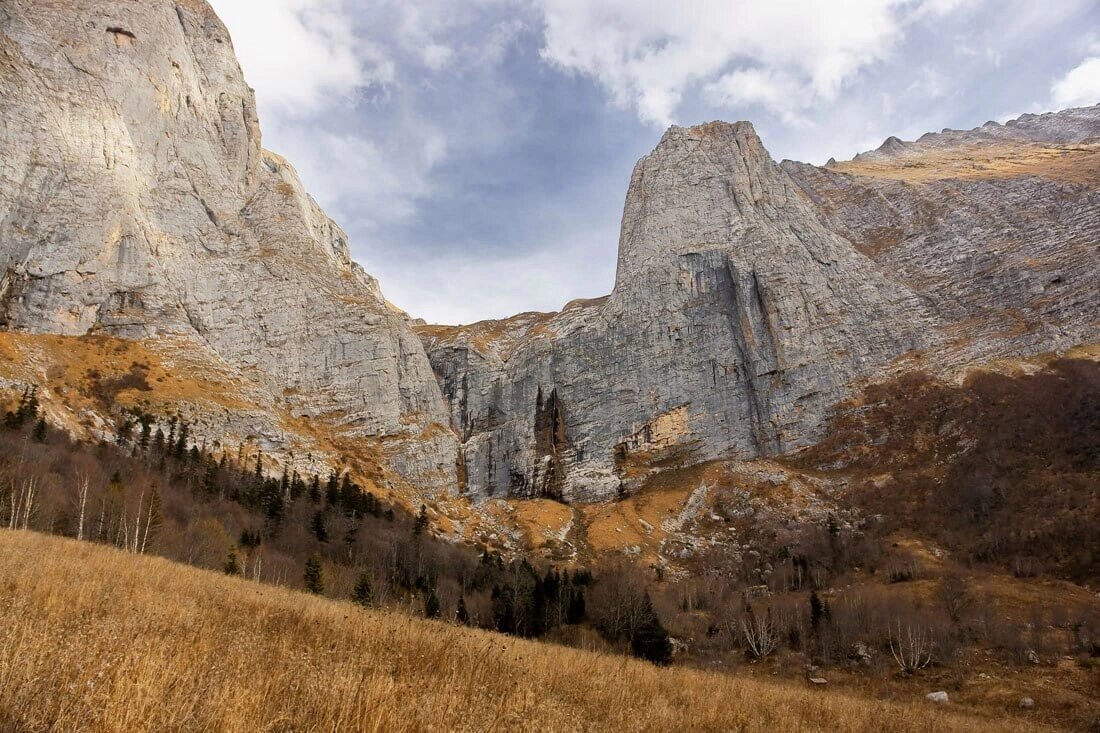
420,113,1100,502
0,0,457,496
1,0,1097,518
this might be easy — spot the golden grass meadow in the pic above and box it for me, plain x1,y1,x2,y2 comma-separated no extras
0,530,1054,732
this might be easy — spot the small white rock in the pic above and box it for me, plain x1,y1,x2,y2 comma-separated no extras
926,691,949,704
1019,697,1034,709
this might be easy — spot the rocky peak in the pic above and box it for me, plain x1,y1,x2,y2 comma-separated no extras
0,0,457,494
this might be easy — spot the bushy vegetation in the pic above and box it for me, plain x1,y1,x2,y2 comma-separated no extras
0,401,678,663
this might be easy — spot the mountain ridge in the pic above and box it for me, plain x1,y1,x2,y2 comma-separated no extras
0,0,1096,519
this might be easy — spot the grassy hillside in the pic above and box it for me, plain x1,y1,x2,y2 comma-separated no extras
0,530,1052,732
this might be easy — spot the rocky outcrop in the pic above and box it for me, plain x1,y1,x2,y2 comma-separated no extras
421,122,941,502
423,111,1099,503
782,106,1100,364
2,0,1096,508
0,0,457,493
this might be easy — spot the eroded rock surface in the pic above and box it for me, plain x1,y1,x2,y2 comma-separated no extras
0,0,457,493
421,122,943,502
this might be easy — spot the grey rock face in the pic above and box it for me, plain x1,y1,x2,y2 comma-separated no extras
782,105,1100,364
422,122,938,502
424,111,1099,503
0,0,457,493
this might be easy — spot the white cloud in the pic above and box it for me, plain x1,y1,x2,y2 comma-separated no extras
1051,57,1100,109
704,69,811,126
207,0,387,117
534,0,976,126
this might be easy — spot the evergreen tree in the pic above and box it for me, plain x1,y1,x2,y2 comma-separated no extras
307,475,321,503
304,555,324,594
153,428,165,453
325,471,339,505
173,422,189,459
32,418,47,443
810,590,826,631
311,510,328,542
456,595,469,624
224,548,241,575
631,593,672,665
567,587,586,624
423,586,441,619
202,462,219,496
353,572,372,606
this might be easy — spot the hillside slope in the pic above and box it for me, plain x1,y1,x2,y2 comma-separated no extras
0,529,1054,732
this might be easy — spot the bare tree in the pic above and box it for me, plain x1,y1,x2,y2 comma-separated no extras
76,474,89,541
937,573,971,623
741,607,779,661
889,620,933,673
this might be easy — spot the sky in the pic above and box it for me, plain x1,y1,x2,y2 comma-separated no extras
207,0,1100,325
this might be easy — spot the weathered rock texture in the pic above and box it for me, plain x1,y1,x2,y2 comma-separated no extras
422,111,1100,503
2,0,1097,507
782,108,1100,364
0,0,457,492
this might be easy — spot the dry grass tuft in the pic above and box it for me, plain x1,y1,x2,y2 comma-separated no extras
0,531,1048,732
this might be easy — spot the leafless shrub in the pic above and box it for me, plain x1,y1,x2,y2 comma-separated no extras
741,605,780,661
889,620,933,673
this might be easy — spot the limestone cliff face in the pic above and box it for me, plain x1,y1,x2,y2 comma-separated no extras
0,0,457,492
2,0,1096,509
420,122,941,502
422,111,1100,503
781,106,1100,364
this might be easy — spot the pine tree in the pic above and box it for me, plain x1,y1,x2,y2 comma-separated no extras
304,555,324,594
139,419,152,450
631,593,672,665
456,595,469,624
353,572,372,606
311,510,328,542
173,422,189,459
307,475,321,503
423,586,441,619
325,471,339,506
32,418,47,443
224,549,241,575
567,587,586,624
810,590,826,631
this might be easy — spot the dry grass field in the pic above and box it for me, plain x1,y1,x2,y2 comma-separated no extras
0,531,1057,732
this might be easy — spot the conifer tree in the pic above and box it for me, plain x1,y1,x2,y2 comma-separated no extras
810,591,826,631
32,418,47,443
631,593,672,665
304,555,324,594
224,548,241,575
325,471,339,505
456,595,469,624
567,587,586,624
311,510,328,542
353,572,372,606
173,422,189,459
424,585,441,619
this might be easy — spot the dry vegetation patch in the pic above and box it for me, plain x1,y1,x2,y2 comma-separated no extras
0,530,1050,732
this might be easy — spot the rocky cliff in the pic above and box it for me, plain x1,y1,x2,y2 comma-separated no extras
421,110,1100,503
0,0,457,493
1,0,1096,510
